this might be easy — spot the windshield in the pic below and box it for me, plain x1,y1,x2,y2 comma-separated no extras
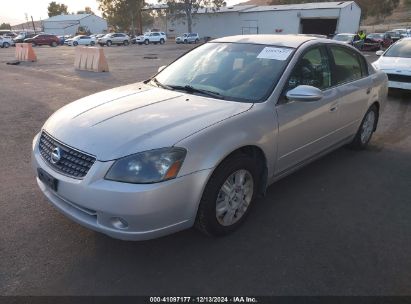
333,35,354,42
384,40,411,58
154,42,293,102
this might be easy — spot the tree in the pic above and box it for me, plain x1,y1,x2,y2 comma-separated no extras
47,1,69,17
163,0,225,32
77,6,95,15
98,0,144,34
0,23,11,30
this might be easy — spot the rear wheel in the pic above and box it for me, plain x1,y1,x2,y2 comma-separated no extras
123,40,129,46
195,39,199,44
160,38,165,44
184,39,188,44
51,41,57,47
90,41,95,46
196,154,259,236
349,104,378,149
3,42,10,48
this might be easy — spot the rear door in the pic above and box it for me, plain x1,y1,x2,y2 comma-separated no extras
327,45,373,138
275,45,342,174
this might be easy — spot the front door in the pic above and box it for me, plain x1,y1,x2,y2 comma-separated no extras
275,46,341,175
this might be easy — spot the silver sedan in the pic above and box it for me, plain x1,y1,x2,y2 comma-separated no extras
32,35,388,240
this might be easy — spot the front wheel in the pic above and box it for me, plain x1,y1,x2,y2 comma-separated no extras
90,41,95,46
349,104,378,149
123,40,129,46
106,40,112,47
195,154,259,236
73,41,78,46
3,42,10,48
144,39,149,45
160,38,165,44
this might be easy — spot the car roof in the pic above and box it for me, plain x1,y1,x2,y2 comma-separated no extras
212,34,320,48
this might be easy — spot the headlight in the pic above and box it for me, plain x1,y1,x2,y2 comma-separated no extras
105,148,186,184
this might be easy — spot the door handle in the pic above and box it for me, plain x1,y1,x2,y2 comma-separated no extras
329,105,338,112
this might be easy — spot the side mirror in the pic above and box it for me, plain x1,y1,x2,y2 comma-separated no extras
286,85,324,102
376,50,384,56
158,65,166,73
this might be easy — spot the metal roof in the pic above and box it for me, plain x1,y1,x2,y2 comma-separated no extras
195,1,356,14
242,1,356,12
44,14,94,22
212,34,320,48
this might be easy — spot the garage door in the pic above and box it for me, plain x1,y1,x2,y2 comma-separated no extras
300,19,338,36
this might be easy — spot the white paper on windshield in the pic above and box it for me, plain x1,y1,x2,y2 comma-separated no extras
257,47,293,61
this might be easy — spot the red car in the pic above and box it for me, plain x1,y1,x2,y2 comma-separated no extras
24,34,60,47
363,33,393,51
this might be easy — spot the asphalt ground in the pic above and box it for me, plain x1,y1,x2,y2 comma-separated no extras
0,43,410,296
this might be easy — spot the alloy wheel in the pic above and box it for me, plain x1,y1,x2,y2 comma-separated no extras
216,169,254,226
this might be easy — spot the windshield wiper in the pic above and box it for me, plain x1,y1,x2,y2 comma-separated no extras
169,85,225,100
150,77,174,90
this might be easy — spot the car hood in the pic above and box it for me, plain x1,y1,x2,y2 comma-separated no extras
375,56,411,72
42,83,252,161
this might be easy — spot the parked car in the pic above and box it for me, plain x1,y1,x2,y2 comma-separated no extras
24,34,60,47
176,33,200,44
32,35,387,240
333,33,365,50
98,33,130,46
0,36,15,48
13,32,37,43
362,33,393,51
373,38,411,91
65,35,96,46
136,32,167,45
385,30,403,42
0,30,17,38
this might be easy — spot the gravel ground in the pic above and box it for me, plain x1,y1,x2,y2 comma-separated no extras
0,43,410,296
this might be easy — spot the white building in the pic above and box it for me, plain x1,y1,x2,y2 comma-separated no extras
42,14,108,36
167,1,361,38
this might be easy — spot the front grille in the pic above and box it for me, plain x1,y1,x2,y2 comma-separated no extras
39,132,96,179
387,73,411,83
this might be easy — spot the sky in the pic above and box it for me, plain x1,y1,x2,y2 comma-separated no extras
1,0,243,25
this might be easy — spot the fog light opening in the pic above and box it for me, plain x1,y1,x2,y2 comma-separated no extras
110,217,129,230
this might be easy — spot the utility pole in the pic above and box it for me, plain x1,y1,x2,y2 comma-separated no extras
31,16,36,33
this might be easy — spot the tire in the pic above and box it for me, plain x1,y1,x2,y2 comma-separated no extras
90,41,95,46
349,104,379,149
99,43,104,47
160,38,165,44
51,41,57,47
106,40,112,47
144,39,149,45
32,43,36,47
195,153,259,236
73,41,78,46
195,39,199,44
3,42,10,48
184,39,188,44
138,43,142,45
123,40,129,46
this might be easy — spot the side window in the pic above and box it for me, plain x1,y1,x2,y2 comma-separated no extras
330,46,363,85
286,46,331,92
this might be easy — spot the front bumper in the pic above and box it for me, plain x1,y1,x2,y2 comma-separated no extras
32,135,211,240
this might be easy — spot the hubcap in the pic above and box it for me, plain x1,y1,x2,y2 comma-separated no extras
361,111,375,144
216,169,254,226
